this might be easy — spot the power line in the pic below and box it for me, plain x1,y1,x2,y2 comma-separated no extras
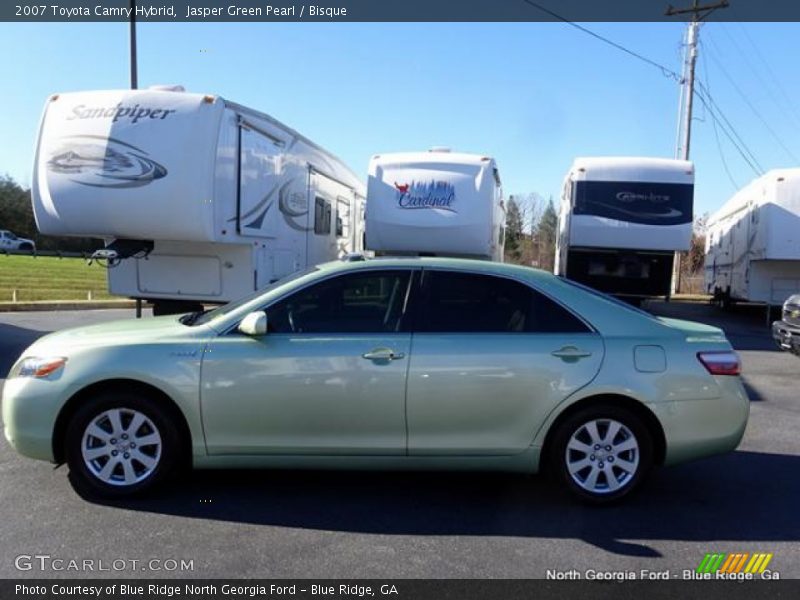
734,23,800,131
696,82,765,173
694,84,765,176
520,0,681,82
519,0,765,176
699,45,739,189
704,29,800,164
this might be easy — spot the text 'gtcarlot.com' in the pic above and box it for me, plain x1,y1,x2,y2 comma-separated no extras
14,554,194,572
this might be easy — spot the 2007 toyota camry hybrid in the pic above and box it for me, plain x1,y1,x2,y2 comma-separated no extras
2,258,749,502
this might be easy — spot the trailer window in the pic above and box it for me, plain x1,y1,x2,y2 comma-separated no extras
314,197,331,235
337,198,351,238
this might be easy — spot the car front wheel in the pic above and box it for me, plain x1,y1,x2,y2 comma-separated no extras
551,405,653,504
65,392,180,497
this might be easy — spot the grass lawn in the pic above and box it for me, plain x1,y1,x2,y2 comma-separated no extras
0,255,114,301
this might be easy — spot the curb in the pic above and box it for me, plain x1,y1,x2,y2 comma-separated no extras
0,300,138,312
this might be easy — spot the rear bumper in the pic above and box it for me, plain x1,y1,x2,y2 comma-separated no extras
653,375,750,466
772,320,800,355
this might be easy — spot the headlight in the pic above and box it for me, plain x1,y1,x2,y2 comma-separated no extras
8,357,67,379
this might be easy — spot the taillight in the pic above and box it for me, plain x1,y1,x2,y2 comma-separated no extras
697,351,741,376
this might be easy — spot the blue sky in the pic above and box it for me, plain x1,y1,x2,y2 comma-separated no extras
1,21,799,218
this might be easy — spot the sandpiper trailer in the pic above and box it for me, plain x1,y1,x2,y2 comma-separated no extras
31,86,365,314
705,169,800,307
365,149,505,260
555,157,694,299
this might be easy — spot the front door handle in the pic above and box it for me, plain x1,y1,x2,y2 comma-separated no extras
362,348,405,361
551,346,592,360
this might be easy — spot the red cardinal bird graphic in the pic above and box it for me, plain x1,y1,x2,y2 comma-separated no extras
394,182,409,194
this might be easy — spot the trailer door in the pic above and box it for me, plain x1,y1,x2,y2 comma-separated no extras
307,167,355,265
237,124,282,238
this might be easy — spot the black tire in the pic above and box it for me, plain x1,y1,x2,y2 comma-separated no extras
549,404,653,504
65,391,181,498
18,243,33,252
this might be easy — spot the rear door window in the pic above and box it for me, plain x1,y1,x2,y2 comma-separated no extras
415,271,590,334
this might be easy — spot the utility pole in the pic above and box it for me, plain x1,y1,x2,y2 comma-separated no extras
131,0,142,319
666,0,728,297
676,20,699,160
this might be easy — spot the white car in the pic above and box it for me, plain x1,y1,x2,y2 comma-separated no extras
0,230,35,252
772,294,800,355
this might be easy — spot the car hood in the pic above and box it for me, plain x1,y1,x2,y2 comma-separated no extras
657,317,726,339
23,315,207,354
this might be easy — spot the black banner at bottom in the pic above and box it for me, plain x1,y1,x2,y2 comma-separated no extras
3,580,799,600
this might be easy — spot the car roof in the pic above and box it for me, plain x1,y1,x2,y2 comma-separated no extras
317,256,552,281
205,254,673,339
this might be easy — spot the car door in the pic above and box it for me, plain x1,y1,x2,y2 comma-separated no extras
406,269,604,455
200,268,415,455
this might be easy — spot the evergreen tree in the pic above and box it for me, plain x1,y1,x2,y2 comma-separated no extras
505,195,524,261
535,197,558,271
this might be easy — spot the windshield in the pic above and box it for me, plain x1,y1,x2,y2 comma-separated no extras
187,266,320,327
557,276,658,320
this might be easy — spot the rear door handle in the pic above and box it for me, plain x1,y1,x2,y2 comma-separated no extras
551,346,592,359
362,348,405,361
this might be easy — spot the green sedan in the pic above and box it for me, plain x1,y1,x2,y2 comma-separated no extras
2,258,749,502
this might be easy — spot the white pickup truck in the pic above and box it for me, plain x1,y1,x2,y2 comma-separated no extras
0,230,36,252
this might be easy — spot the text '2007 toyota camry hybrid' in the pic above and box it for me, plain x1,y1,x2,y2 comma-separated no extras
2,258,748,503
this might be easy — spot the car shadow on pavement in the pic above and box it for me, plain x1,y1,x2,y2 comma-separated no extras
741,378,767,402
80,449,800,558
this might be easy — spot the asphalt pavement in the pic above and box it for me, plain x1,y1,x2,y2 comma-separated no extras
0,304,797,579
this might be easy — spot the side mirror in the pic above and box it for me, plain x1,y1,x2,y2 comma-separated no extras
238,311,267,336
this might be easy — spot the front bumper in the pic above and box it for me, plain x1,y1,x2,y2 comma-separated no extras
772,320,800,355
2,376,68,462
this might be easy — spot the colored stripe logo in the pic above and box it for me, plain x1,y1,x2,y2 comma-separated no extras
696,553,773,574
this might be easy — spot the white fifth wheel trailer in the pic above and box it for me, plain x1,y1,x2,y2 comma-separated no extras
555,157,694,299
705,169,800,307
365,149,505,260
31,86,365,314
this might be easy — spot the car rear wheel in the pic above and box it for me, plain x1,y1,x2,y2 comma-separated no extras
65,392,180,497
551,405,653,504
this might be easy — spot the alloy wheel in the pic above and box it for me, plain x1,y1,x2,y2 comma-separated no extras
80,408,162,486
565,418,640,495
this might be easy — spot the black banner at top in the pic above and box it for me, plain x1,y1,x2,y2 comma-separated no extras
3,0,800,23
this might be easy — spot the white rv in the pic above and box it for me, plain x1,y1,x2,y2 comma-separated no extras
555,157,694,299
705,169,800,307
365,149,505,261
31,87,365,314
